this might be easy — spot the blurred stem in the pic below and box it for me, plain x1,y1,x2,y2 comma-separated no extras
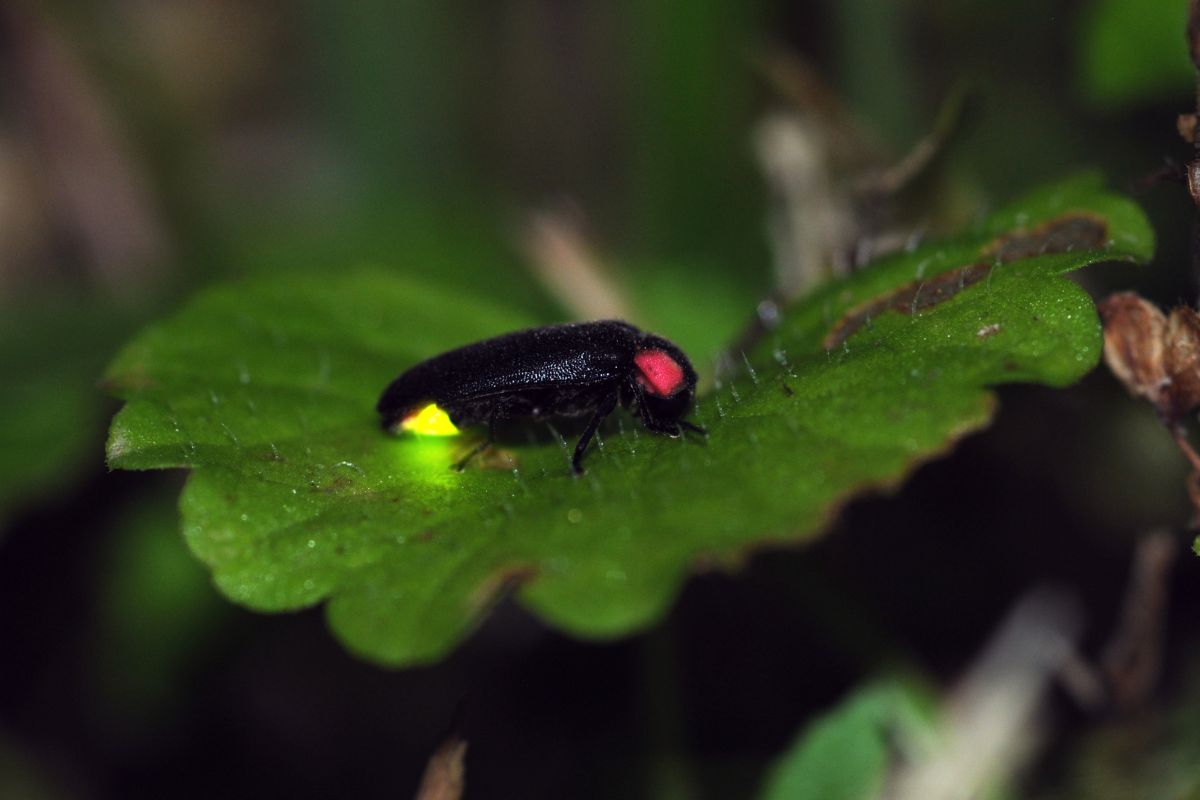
1187,0,1200,290
640,621,697,800
301,0,465,198
827,0,920,150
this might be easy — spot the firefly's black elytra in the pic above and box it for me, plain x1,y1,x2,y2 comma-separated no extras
377,320,704,474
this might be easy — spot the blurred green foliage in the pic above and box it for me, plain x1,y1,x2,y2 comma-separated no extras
1077,0,1194,109
758,683,929,800
0,305,131,525
91,485,229,729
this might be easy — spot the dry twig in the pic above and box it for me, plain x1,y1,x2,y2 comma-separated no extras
414,735,467,800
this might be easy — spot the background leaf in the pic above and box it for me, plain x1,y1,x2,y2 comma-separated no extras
0,304,129,525
757,683,929,800
1075,0,1193,109
104,177,1153,666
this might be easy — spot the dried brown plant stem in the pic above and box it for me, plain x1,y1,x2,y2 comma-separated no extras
1054,534,1177,716
414,736,467,800
519,206,635,323
1186,0,1200,286
1099,294,1200,524
1170,424,1200,472
1099,532,1178,714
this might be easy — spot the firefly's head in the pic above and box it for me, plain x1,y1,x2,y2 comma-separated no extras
631,334,697,430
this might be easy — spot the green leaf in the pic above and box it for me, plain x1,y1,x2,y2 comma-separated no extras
104,176,1153,666
758,684,929,800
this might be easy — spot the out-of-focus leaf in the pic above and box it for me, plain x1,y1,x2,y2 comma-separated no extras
301,0,465,194
0,305,127,524
228,201,560,318
92,485,229,725
104,176,1151,666
758,684,929,800
1077,0,1193,109
624,0,764,259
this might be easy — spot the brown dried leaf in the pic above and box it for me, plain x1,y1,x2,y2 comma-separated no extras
1164,306,1200,419
1099,293,1170,412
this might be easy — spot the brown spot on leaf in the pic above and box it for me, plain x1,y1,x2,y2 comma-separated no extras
317,476,353,494
475,448,519,470
824,213,1109,350
982,213,1107,262
467,563,538,613
98,370,159,393
824,262,991,349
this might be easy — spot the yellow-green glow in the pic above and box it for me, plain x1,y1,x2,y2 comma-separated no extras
400,403,460,436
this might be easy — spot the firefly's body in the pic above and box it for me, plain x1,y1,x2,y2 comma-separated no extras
377,321,702,473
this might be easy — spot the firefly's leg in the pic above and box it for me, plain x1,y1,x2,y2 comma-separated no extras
634,392,682,437
637,397,706,440
571,391,618,475
453,410,498,471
